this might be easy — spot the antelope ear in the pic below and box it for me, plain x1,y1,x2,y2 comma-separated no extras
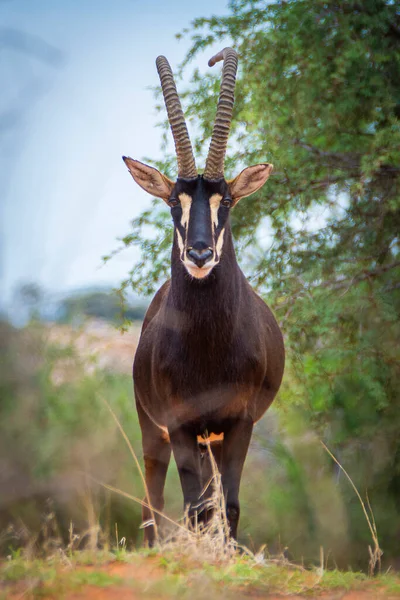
123,157,174,201
228,163,273,204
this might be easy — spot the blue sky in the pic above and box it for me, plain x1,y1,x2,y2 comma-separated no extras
1,0,229,308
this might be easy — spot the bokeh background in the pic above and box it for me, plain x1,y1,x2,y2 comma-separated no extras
1,0,399,572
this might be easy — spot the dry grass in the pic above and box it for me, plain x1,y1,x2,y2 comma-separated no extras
101,396,159,542
96,402,249,563
97,398,320,586
94,443,237,564
97,396,384,578
161,442,237,563
2,423,399,600
321,441,383,576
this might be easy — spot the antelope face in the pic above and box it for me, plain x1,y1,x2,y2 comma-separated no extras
170,176,230,279
123,159,273,279
123,47,273,279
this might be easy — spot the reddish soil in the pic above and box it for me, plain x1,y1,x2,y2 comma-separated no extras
3,557,400,600
66,560,166,600
65,561,400,600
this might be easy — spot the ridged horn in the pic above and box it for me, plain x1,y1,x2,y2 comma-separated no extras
156,56,197,179
203,47,238,180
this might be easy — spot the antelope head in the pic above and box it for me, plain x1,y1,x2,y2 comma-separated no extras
123,48,273,280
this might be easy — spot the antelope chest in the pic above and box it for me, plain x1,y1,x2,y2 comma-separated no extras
148,329,266,427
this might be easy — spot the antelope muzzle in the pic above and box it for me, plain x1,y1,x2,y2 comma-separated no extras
187,243,214,268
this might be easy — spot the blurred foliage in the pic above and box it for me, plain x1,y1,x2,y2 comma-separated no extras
0,320,145,552
113,0,400,563
1,0,399,572
58,290,148,326
0,320,388,569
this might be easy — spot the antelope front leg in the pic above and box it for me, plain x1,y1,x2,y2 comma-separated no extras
136,399,171,547
169,424,203,525
221,417,253,539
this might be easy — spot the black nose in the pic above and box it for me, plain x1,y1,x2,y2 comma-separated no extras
187,246,213,267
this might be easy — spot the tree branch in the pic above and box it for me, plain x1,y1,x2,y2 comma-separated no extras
317,261,400,292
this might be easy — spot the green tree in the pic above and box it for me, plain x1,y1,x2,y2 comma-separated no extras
116,0,400,563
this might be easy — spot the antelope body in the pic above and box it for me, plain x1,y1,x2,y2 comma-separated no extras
124,49,284,545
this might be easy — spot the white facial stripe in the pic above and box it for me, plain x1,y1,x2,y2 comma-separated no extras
215,227,225,259
176,229,185,259
177,193,224,279
209,193,222,229
178,193,192,229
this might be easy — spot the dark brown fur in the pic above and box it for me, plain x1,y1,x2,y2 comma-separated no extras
133,206,284,544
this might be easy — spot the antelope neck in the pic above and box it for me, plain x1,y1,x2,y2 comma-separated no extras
170,224,242,329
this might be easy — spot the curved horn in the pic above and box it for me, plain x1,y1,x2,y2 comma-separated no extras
203,47,238,180
156,56,197,179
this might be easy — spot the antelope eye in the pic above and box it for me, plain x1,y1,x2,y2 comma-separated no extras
221,198,231,208
169,198,180,207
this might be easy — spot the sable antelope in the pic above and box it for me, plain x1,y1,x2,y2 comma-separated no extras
123,48,284,546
